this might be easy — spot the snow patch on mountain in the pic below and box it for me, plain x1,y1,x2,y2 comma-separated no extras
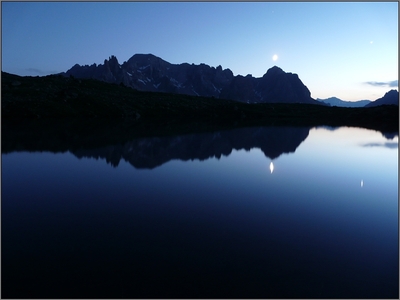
139,65,150,70
170,78,182,88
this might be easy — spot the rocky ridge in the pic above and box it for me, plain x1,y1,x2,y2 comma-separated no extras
61,53,322,105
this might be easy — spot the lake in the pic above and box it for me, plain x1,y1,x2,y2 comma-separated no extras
1,125,398,298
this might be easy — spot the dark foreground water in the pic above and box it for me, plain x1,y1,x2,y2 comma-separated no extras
2,126,398,298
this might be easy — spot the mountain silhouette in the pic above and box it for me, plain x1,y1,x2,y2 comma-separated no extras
316,97,371,107
61,54,323,105
365,90,399,107
72,126,311,169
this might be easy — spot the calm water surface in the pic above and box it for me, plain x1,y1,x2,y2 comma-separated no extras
2,126,398,298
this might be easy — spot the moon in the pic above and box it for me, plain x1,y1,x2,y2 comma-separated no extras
272,54,278,61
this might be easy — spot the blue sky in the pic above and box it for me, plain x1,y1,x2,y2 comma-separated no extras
1,2,398,101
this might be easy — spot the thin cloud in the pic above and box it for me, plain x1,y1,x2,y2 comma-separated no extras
25,68,60,75
364,80,398,87
26,68,46,75
361,142,398,149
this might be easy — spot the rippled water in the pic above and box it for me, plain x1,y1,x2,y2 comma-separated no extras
2,126,398,298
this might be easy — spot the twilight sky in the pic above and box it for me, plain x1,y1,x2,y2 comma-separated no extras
1,2,398,101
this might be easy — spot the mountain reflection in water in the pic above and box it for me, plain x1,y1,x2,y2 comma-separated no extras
73,126,310,169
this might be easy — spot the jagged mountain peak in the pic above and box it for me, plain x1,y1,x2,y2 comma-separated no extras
106,55,118,62
104,55,119,67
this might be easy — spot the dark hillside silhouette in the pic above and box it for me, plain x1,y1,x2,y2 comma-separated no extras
365,89,399,107
61,54,323,105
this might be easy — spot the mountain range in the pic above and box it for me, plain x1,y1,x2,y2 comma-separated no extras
61,53,323,105
317,91,399,107
316,97,372,107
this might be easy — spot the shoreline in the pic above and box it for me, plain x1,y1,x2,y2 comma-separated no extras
2,71,399,152
2,116,398,155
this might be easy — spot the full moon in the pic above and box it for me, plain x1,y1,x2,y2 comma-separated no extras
272,54,278,61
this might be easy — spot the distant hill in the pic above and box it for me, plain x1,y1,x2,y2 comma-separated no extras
316,97,371,107
60,53,323,105
365,90,399,107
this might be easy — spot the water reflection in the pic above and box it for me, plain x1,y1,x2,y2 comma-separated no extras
3,124,398,170
72,126,311,169
269,161,274,173
1,125,398,299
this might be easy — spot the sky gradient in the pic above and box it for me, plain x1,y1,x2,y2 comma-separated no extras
1,2,398,101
